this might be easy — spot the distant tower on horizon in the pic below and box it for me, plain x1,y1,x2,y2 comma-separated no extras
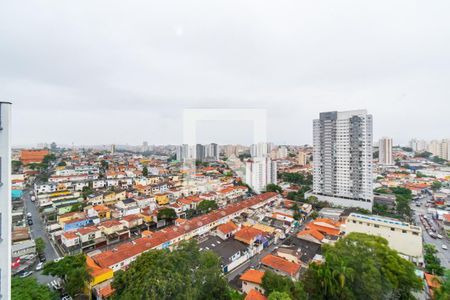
111,144,116,154
307,109,373,211
379,137,393,165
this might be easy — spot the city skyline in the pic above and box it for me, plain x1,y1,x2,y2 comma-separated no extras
2,1,450,146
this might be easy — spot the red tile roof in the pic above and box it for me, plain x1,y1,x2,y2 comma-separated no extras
235,227,264,244
240,269,265,284
92,192,277,269
261,254,301,276
217,222,238,235
245,289,267,300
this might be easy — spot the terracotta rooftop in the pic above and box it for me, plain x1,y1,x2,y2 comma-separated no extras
245,289,267,300
92,192,277,269
240,269,265,284
217,222,238,235
261,254,301,276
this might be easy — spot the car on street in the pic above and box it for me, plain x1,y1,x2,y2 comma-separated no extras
27,218,33,226
442,245,448,250
437,234,443,239
35,262,44,271
27,212,32,218
19,271,33,278
39,253,47,262
54,257,63,263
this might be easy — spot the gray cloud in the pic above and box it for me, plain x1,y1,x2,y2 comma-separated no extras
1,0,449,146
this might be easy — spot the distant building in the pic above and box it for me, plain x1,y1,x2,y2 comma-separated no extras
308,110,373,210
0,101,12,298
110,144,116,154
409,139,428,152
20,149,49,165
379,137,393,165
297,152,308,166
205,143,219,161
250,142,273,158
245,157,277,193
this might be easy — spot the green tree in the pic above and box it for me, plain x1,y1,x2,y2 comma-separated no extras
309,211,319,219
435,270,450,300
143,166,149,177
43,253,91,297
424,244,445,276
42,154,57,164
303,233,422,300
157,208,177,221
432,181,442,191
262,271,306,300
112,240,230,300
268,291,292,300
12,277,57,300
12,160,23,172
35,237,46,255
82,185,94,199
197,200,219,213
265,184,283,193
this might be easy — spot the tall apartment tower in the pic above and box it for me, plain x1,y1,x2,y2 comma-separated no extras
245,157,277,193
379,137,393,165
307,110,373,210
0,102,12,298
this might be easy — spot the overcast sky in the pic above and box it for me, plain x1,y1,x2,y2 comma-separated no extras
1,1,450,147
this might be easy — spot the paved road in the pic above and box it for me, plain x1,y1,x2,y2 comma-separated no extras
412,194,450,269
23,188,60,284
226,225,305,282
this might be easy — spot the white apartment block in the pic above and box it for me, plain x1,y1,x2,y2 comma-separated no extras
409,139,428,152
344,213,423,261
309,110,373,210
250,142,273,158
378,137,393,165
245,157,277,193
0,102,12,298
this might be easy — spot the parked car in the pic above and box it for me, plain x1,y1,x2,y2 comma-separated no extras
442,244,448,250
53,257,63,263
437,234,443,239
35,262,44,271
39,253,46,262
19,271,33,278
27,219,33,226
27,212,32,218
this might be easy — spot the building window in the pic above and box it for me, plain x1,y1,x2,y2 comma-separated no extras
391,228,395,231
374,224,379,228
413,232,419,235
402,230,407,233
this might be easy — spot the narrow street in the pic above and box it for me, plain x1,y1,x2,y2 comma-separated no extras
412,194,450,269
22,188,61,284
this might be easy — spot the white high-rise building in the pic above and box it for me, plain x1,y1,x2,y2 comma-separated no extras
307,110,373,210
205,143,219,161
0,102,12,298
379,137,393,165
409,139,428,152
250,142,273,158
245,157,277,193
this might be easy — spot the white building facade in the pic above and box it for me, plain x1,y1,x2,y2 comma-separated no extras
309,110,373,210
245,157,277,193
379,137,393,165
0,102,12,298
344,213,423,261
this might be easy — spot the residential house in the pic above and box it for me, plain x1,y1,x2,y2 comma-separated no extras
260,254,301,280
240,269,265,295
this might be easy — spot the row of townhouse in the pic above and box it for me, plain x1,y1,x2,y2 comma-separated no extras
60,213,148,253
88,192,279,274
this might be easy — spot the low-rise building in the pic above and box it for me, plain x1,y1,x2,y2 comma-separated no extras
344,213,423,261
